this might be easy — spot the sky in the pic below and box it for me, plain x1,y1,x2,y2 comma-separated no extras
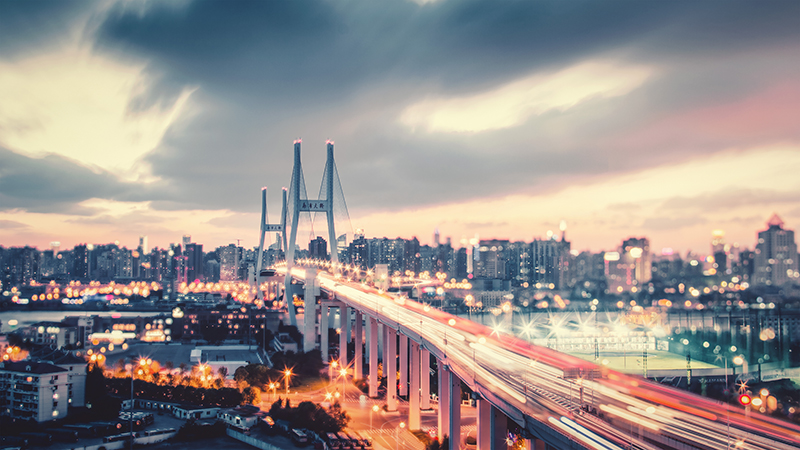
1,0,799,256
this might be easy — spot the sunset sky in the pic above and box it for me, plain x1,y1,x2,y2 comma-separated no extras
1,0,799,255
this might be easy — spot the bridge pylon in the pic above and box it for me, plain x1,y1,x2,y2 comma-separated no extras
255,187,287,304
283,139,349,326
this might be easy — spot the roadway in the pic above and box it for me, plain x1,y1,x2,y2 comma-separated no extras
281,267,800,450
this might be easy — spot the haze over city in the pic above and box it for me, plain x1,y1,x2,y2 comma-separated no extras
1,1,799,254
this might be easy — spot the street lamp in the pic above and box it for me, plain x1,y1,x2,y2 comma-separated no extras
284,369,292,397
370,404,379,429
330,360,338,382
733,355,747,381
396,421,406,450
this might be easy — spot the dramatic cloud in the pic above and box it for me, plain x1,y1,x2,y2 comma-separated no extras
0,146,157,215
400,60,653,133
0,220,30,230
1,0,799,252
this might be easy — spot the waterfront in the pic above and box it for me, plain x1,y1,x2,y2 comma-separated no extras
0,310,165,333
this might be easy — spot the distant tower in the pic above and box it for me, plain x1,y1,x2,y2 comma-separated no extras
139,235,149,255
754,214,799,286
434,228,440,247
182,235,191,247
711,230,727,276
559,220,567,242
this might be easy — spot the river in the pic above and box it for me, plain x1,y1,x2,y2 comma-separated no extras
0,310,165,333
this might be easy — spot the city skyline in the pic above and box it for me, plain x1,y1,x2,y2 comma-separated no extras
1,1,800,254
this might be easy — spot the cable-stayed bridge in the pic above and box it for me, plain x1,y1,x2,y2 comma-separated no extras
259,142,800,450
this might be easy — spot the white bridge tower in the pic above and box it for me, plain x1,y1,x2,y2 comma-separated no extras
260,139,348,326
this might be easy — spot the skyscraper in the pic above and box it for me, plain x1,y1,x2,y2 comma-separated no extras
309,236,329,260
711,230,728,276
185,243,204,282
218,244,240,281
138,235,149,255
754,214,799,287
606,237,651,293
530,238,569,289
476,240,509,279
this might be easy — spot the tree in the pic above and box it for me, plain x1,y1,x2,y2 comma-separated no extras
325,401,350,431
85,364,122,419
218,366,228,379
241,386,262,405
234,367,250,391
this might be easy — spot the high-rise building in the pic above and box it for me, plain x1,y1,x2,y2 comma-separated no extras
454,247,468,280
138,235,149,256
530,239,569,289
182,235,192,248
754,214,799,287
218,244,240,281
606,237,651,293
418,245,436,274
309,236,328,260
476,240,509,279
711,230,728,276
734,249,755,283
403,237,420,274
72,245,89,280
185,243,204,282
348,234,367,270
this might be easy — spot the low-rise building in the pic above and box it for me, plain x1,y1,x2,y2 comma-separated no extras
29,348,87,407
217,405,263,430
272,333,299,353
126,398,220,420
0,361,69,422
20,322,78,349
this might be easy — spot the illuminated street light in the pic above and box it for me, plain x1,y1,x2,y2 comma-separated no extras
284,369,292,396
396,421,406,450
370,404,379,429
339,368,347,396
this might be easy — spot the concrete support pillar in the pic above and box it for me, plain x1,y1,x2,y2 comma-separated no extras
354,311,363,380
408,341,421,430
477,399,492,450
437,365,450,442
369,316,378,398
320,303,329,363
345,306,351,349
303,269,319,353
378,323,384,360
365,317,371,360
399,334,408,396
420,348,431,410
491,405,507,450
386,328,398,412
339,304,349,368
448,369,462,450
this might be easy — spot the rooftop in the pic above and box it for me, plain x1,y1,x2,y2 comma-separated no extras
1,360,69,374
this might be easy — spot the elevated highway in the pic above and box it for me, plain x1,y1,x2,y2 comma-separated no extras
279,266,800,450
